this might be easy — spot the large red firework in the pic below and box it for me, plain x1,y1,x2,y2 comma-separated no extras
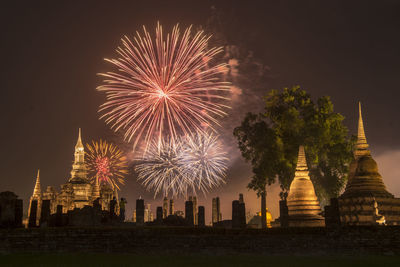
97,23,230,150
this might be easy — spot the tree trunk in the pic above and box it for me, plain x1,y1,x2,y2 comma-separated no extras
261,186,267,229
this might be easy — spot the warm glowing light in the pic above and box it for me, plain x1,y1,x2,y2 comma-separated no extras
86,139,128,191
134,132,227,197
97,23,231,151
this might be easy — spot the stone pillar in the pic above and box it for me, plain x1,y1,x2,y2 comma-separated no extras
156,206,163,222
185,200,194,226
169,199,174,216
56,205,63,227
28,200,38,228
136,199,145,226
0,191,17,227
163,197,168,218
198,206,205,227
40,199,51,227
14,199,23,228
279,200,289,227
232,200,240,228
189,196,198,225
212,197,221,225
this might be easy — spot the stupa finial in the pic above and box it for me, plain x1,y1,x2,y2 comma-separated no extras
75,128,83,149
294,146,310,179
355,102,370,158
33,169,41,197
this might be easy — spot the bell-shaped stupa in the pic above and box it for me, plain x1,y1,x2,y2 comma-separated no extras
286,146,325,227
341,103,393,199
339,103,400,225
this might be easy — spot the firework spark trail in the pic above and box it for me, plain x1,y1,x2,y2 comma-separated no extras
86,139,128,191
98,23,231,151
135,133,227,197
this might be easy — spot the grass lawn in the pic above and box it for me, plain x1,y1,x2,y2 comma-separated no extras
1,254,400,267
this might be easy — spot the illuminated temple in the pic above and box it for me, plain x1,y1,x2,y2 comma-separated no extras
286,146,325,227
28,129,117,222
338,103,400,225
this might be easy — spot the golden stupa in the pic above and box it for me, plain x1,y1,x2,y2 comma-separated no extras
286,146,325,227
339,103,400,225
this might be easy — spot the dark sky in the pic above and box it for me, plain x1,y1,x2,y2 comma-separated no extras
1,0,400,222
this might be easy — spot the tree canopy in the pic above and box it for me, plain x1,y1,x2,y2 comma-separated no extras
234,86,355,202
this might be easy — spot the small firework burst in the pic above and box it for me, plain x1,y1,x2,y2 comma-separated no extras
86,139,128,190
97,23,230,151
134,132,227,197
180,133,228,194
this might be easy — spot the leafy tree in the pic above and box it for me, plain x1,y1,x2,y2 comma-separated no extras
234,86,355,215
234,113,281,228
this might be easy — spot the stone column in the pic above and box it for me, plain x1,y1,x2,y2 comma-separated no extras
212,197,221,225
136,199,145,226
185,200,194,226
198,206,205,227
40,200,51,227
28,200,38,228
169,199,174,216
56,205,63,227
156,206,163,222
162,197,168,218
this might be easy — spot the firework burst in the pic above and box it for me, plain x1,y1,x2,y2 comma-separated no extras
86,139,128,191
97,23,230,151
134,133,227,197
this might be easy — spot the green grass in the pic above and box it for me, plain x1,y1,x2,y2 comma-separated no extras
0,254,400,267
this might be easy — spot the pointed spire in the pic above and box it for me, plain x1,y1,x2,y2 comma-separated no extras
355,102,370,158
293,145,310,180
75,128,83,149
33,169,41,198
296,146,308,170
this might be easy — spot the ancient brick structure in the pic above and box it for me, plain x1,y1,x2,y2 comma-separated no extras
338,103,400,225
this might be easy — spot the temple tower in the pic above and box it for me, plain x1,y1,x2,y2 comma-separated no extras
28,169,42,225
69,128,87,182
286,146,325,227
339,103,400,225
67,129,92,209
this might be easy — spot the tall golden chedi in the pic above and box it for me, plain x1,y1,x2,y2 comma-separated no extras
338,103,400,225
286,146,325,227
28,169,41,225
67,128,92,209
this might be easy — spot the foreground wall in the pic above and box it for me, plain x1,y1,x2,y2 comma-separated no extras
1,227,400,255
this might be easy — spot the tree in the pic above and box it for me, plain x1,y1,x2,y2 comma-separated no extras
234,86,355,211
233,113,281,228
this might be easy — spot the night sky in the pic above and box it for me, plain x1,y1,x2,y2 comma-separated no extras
1,0,400,223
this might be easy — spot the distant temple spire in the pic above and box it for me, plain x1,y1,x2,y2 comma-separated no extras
70,128,87,182
354,102,370,158
32,169,41,198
